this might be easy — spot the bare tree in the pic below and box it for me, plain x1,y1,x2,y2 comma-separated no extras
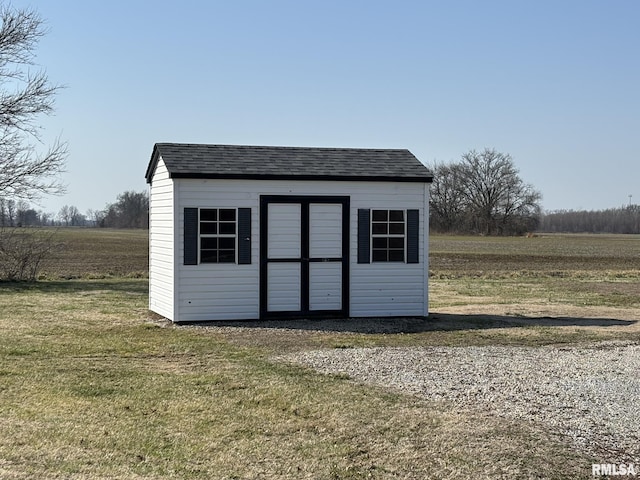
58,204,70,226
428,161,469,233
86,208,101,226
99,191,149,228
429,148,542,235
0,4,67,202
457,149,541,235
68,205,84,226
4,197,15,226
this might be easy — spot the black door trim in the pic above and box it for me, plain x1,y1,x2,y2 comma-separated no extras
260,195,350,319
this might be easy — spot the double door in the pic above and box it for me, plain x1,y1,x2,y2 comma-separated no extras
260,196,349,319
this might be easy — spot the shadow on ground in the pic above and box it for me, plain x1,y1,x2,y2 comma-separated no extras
186,313,636,334
0,279,149,295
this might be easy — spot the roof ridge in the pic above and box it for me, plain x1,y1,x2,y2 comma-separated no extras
155,142,411,152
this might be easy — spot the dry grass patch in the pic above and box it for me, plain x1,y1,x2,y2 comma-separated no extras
1,280,599,479
1,231,638,478
39,228,149,279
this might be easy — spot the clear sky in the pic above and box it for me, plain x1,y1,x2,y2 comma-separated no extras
11,0,640,214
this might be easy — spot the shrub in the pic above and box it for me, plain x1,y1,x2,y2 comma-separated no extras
0,228,63,281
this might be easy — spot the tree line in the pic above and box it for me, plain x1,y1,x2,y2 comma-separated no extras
539,205,640,234
0,190,149,228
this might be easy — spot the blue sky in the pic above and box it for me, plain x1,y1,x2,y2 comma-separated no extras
12,0,640,214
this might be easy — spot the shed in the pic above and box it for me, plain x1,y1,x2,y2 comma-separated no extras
145,143,433,322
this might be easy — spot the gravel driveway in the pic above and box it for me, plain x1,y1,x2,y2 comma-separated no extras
281,341,640,463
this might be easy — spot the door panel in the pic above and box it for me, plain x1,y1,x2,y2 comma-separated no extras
267,263,301,311
267,203,301,259
309,203,343,258
309,262,342,310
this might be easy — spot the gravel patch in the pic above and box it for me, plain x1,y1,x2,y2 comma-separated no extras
280,341,640,463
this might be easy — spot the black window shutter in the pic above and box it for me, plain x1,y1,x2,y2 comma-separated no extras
407,209,419,264
357,209,370,264
237,208,251,264
184,207,198,265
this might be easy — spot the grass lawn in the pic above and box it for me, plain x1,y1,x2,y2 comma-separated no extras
1,229,639,479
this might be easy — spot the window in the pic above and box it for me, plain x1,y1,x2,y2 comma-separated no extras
200,208,236,263
371,209,405,262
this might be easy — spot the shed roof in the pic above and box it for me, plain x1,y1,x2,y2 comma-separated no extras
146,143,433,184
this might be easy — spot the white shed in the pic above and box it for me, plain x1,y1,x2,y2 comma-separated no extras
145,143,433,322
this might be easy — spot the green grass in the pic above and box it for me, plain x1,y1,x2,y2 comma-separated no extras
2,229,639,478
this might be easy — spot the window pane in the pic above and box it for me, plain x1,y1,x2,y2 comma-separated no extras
389,210,404,221
218,250,235,262
200,250,218,263
389,222,404,234
220,209,236,221
372,250,387,262
389,237,404,248
219,223,236,234
372,223,388,235
200,223,218,234
372,210,388,221
200,209,217,221
389,250,405,262
219,237,235,249
201,238,218,249
372,237,388,249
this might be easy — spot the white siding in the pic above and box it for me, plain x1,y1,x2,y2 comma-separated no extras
175,183,259,321
177,264,259,321
148,157,175,320
172,178,429,321
348,182,428,318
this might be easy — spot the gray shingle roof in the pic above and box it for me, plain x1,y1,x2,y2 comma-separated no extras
146,143,433,184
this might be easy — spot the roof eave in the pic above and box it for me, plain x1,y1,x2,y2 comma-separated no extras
144,145,161,184
168,172,434,183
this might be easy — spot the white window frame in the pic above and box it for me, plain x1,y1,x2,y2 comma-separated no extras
370,209,406,263
199,207,237,264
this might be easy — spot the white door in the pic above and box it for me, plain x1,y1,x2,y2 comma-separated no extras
260,196,349,318
266,203,302,312
308,203,343,311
